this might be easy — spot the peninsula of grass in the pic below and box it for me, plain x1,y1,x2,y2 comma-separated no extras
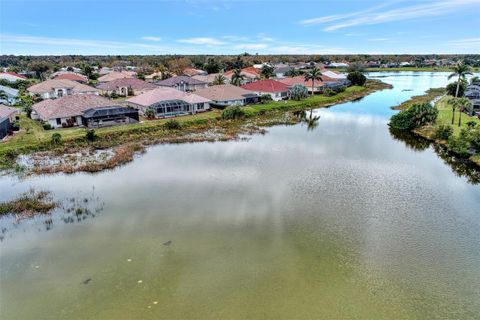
0,80,391,174
0,189,57,216
392,88,445,110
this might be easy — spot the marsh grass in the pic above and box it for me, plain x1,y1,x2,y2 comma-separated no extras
0,189,57,216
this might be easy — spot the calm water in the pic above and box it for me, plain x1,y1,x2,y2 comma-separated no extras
1,72,480,319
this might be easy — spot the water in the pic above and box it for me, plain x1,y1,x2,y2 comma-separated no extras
1,72,480,319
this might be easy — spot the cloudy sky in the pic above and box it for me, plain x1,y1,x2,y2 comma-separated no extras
0,0,479,55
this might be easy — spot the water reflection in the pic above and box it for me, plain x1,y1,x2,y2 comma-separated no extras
294,110,321,131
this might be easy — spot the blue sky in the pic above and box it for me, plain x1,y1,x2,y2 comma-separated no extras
0,0,479,55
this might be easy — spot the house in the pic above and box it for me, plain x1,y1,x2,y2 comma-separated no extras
182,68,207,77
52,72,88,83
125,87,211,118
97,71,137,82
224,67,261,85
327,62,349,68
96,78,158,96
0,85,20,105
278,77,327,93
274,66,294,79
98,67,114,75
145,72,166,82
321,70,348,80
0,72,27,82
155,76,208,92
241,79,289,101
32,94,138,128
28,79,99,99
195,84,259,107
192,73,221,85
0,104,19,139
465,84,480,115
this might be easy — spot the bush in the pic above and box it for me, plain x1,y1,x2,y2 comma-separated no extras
288,84,308,101
11,122,20,131
389,103,438,130
446,81,467,97
434,125,453,140
335,86,346,93
347,71,367,86
323,88,336,97
51,132,62,144
466,121,477,128
448,135,471,158
164,119,181,130
470,128,480,149
221,105,245,120
85,129,97,141
43,122,52,130
259,94,273,104
110,92,118,99
145,108,156,119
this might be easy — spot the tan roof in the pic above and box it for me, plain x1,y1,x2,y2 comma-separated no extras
32,95,117,120
98,71,137,82
28,79,98,94
277,76,326,87
195,85,255,101
126,87,211,107
192,74,219,84
0,104,18,119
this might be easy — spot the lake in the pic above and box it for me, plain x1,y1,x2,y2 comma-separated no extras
1,72,479,319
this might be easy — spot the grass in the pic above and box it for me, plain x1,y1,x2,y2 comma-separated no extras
393,88,445,110
0,189,57,216
0,80,391,173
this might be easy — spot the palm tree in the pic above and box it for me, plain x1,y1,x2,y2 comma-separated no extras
231,68,245,86
304,67,323,96
305,109,321,131
212,74,226,85
470,76,480,85
261,65,274,79
448,61,473,97
456,97,473,127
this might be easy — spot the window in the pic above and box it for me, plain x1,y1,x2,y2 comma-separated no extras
197,103,204,110
56,118,61,125
57,89,64,97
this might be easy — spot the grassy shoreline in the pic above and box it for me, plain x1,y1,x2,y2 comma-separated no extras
0,80,392,174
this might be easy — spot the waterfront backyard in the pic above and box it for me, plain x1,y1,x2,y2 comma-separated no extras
1,72,480,319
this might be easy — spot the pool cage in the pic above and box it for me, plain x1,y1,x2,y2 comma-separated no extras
149,99,191,117
81,106,139,128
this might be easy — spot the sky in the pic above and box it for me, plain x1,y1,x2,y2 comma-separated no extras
0,0,479,55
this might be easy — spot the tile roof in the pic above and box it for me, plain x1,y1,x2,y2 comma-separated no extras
126,87,211,107
195,84,257,101
183,67,207,76
96,78,158,91
192,73,220,84
0,72,27,80
155,76,207,86
32,94,118,120
53,73,88,82
97,71,137,82
0,104,19,119
241,79,289,93
28,79,99,94
224,67,261,78
277,76,326,88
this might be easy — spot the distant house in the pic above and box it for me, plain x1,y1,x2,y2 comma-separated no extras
192,73,220,85
327,62,349,68
224,67,261,85
155,76,208,92
195,84,259,107
182,68,207,77
97,71,137,82
125,87,211,117
278,74,350,93
0,72,27,83
52,72,88,83
32,94,138,128
0,104,19,139
273,66,294,79
241,80,289,101
28,79,99,99
145,72,165,82
96,78,158,96
0,85,19,105
465,84,480,115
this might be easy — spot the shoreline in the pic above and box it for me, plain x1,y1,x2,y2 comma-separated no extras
1,80,392,175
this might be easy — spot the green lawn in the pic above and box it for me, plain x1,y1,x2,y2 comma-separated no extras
435,96,480,135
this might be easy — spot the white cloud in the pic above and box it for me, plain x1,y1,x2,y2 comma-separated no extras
233,43,268,50
368,38,391,42
141,36,162,42
448,38,480,49
177,37,226,46
301,0,480,31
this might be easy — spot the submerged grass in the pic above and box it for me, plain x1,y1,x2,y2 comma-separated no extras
0,80,391,174
0,189,57,216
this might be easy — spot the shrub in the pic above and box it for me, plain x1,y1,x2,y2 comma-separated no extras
221,105,245,120
470,128,480,149
110,92,118,99
259,94,273,104
335,86,346,93
389,103,438,130
145,108,156,119
51,132,62,144
466,121,477,128
347,71,367,86
288,84,308,101
448,135,471,158
11,122,20,131
434,124,453,140
323,88,336,97
164,119,181,130
43,122,52,130
85,129,97,141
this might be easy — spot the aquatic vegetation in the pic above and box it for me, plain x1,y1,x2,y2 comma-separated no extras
0,189,56,217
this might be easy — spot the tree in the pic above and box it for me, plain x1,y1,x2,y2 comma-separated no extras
204,58,221,74
19,94,34,117
289,84,308,101
448,61,473,97
347,71,367,86
231,69,245,86
136,73,146,80
212,74,226,85
304,67,323,96
470,76,480,85
85,129,97,142
448,98,458,125
167,57,191,75
285,68,302,77
80,64,93,79
30,62,50,80
347,62,367,74
446,81,467,97
261,65,274,79
389,103,438,130
451,97,473,127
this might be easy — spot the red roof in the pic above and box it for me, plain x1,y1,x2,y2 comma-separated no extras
241,79,289,93
1,72,27,79
53,73,87,82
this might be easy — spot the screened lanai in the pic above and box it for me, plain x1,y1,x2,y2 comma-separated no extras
81,106,139,128
149,99,192,117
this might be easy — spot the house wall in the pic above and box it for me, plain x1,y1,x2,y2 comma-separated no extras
0,117,10,139
47,115,83,128
253,91,287,101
